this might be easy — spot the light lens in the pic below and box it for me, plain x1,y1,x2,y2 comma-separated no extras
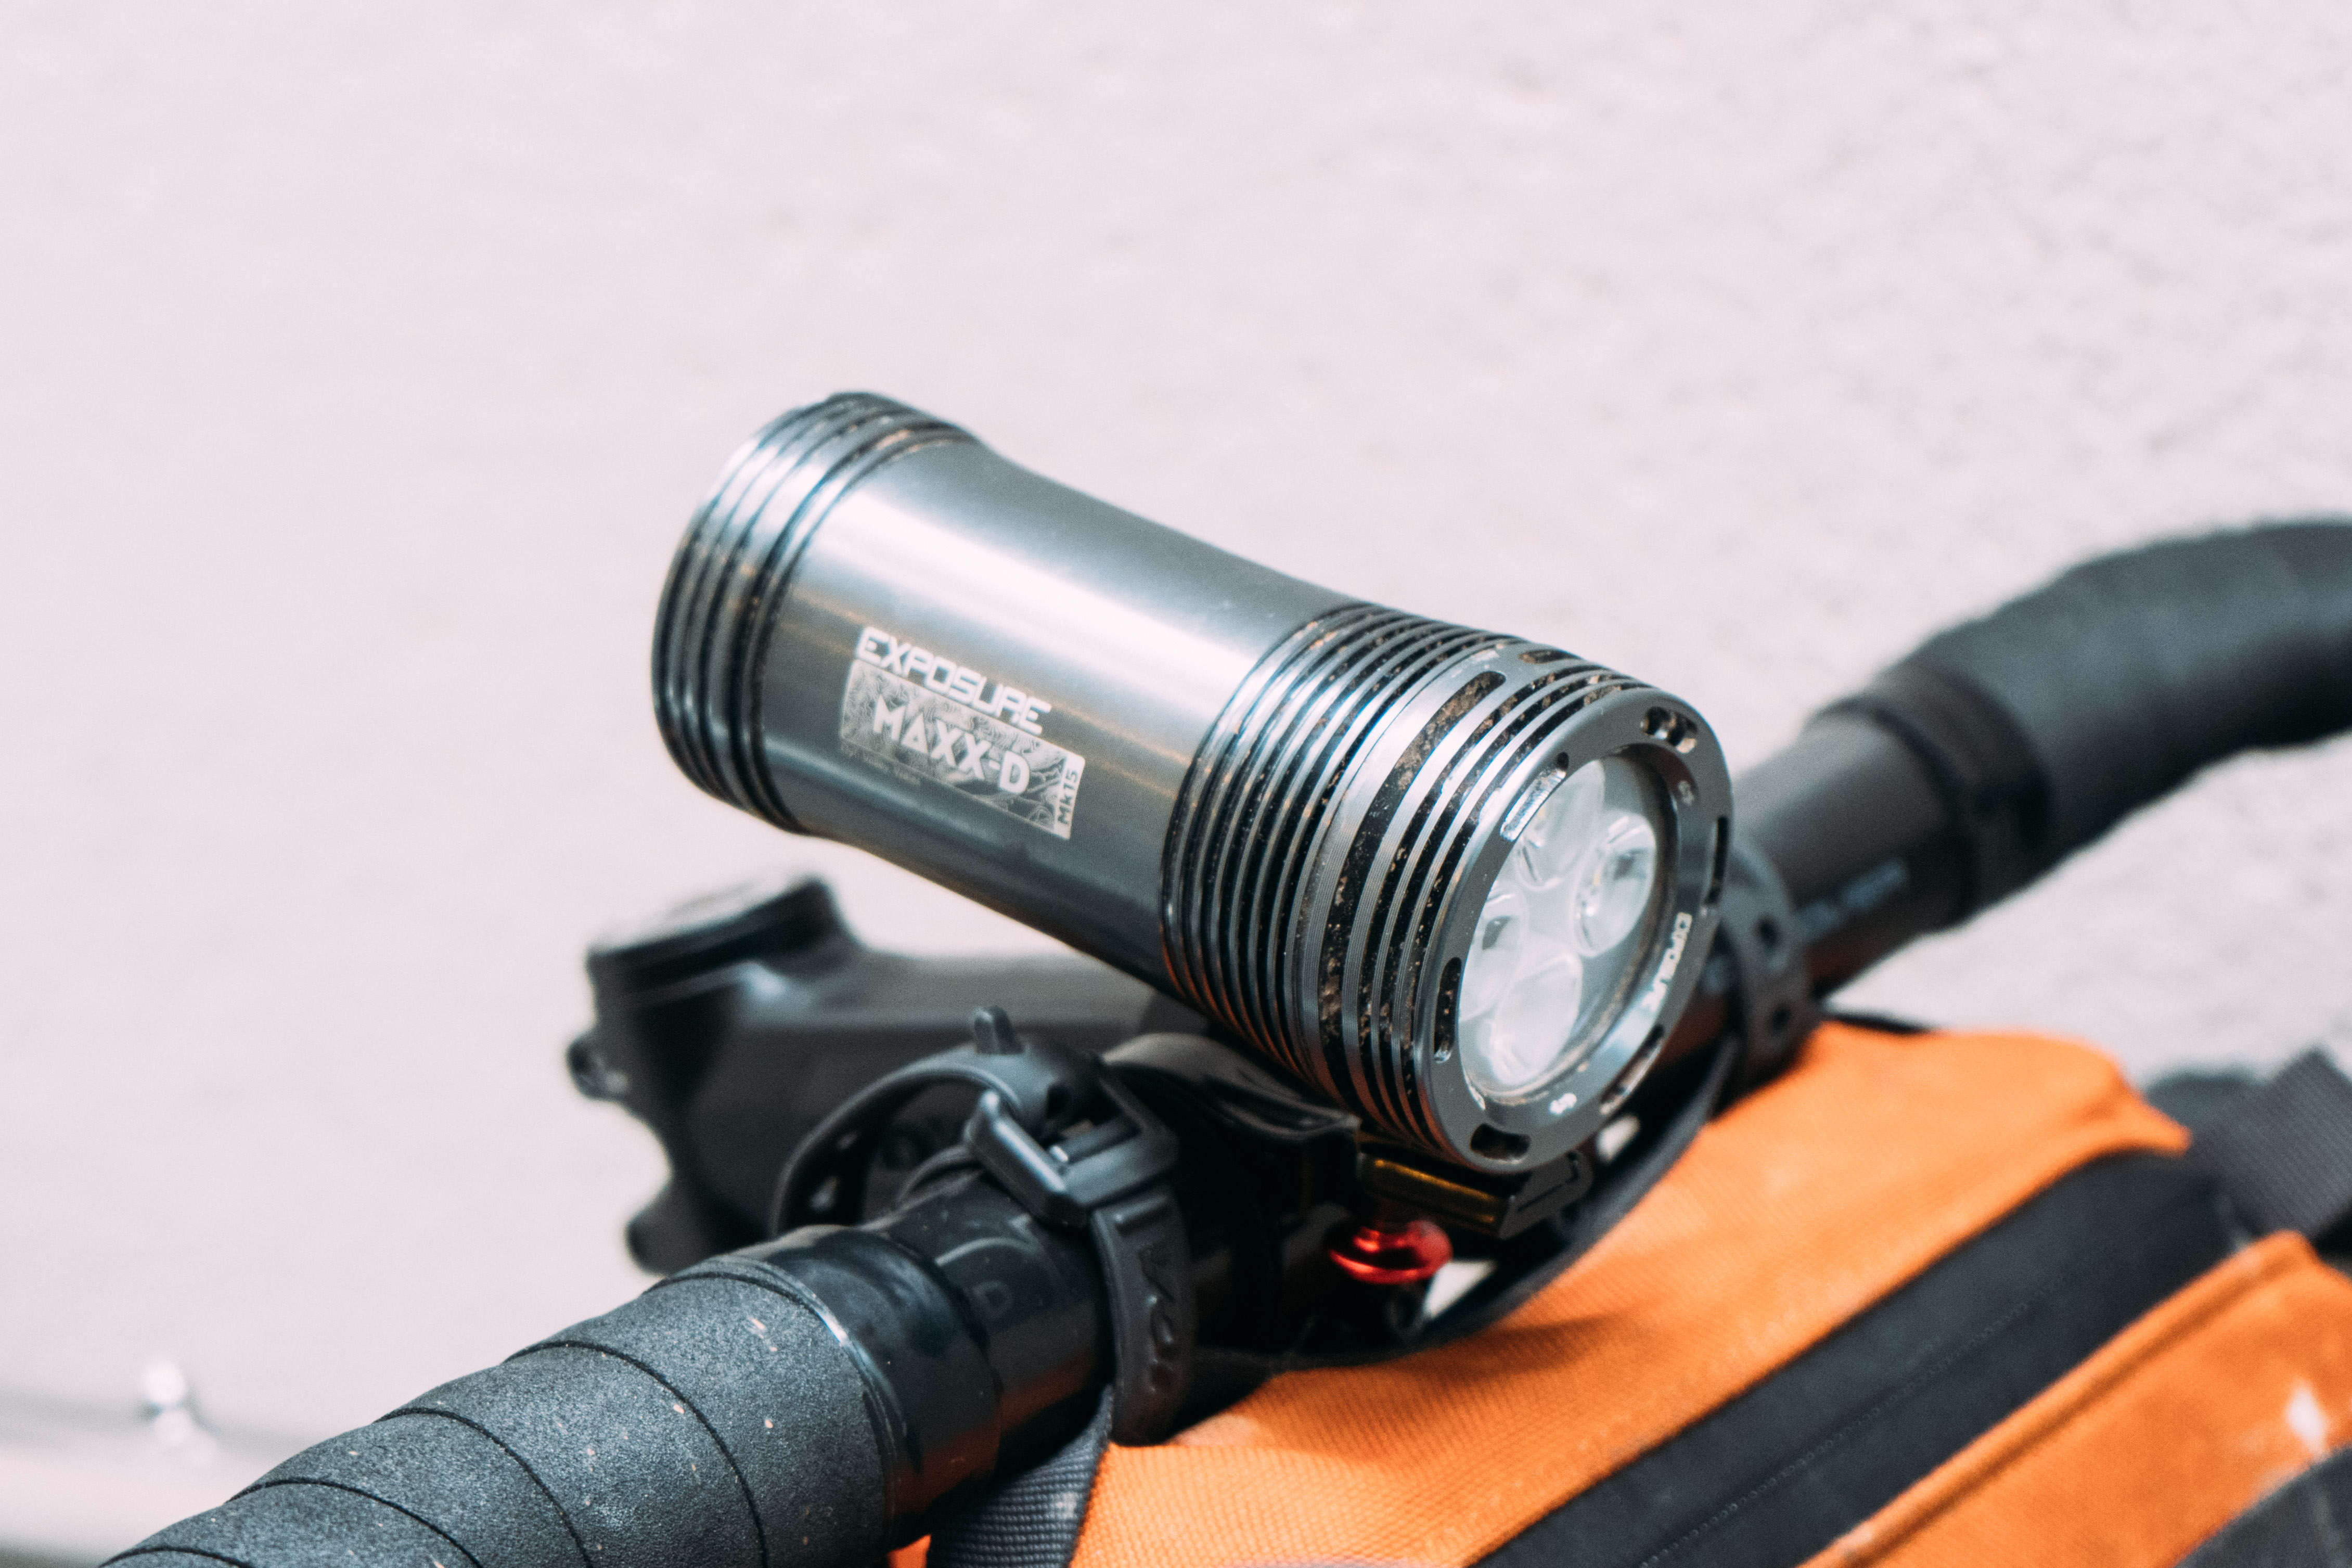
1460,756,1665,1099
1569,811,1659,956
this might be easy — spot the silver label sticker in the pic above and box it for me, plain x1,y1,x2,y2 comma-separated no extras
839,662,1086,839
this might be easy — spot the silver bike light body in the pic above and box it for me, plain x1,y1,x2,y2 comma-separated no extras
654,394,1731,1174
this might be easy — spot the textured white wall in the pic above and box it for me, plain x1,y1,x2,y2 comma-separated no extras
5,2,2351,1464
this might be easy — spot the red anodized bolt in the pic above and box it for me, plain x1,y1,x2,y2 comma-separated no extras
1326,1216,1454,1286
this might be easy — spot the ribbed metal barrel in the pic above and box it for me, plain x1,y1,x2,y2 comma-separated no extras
1164,613,1717,1164
652,393,1345,982
652,394,1730,1169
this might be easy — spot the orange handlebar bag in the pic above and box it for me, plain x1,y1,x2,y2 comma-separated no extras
1045,1022,2352,1568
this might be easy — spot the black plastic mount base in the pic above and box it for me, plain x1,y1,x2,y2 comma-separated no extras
1355,1139,1593,1240
1718,832,1822,1096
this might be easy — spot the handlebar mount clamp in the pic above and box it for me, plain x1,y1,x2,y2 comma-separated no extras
774,1006,1197,1444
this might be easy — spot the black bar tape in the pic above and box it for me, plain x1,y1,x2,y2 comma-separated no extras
1777,521,2352,991
535,1271,888,1562
1897,520,2352,876
396,1345,761,1565
229,1414,581,1568
108,1266,889,1568
115,1481,481,1568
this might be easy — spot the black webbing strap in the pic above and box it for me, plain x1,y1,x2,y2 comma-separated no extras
929,1391,1116,1568
2178,1443,2352,1567
2187,1049,2352,1245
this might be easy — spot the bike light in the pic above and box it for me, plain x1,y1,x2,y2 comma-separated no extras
652,393,1731,1173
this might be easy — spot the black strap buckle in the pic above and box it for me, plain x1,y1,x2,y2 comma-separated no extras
2189,1049,2352,1244
773,1007,1196,1443
967,1067,1180,1226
